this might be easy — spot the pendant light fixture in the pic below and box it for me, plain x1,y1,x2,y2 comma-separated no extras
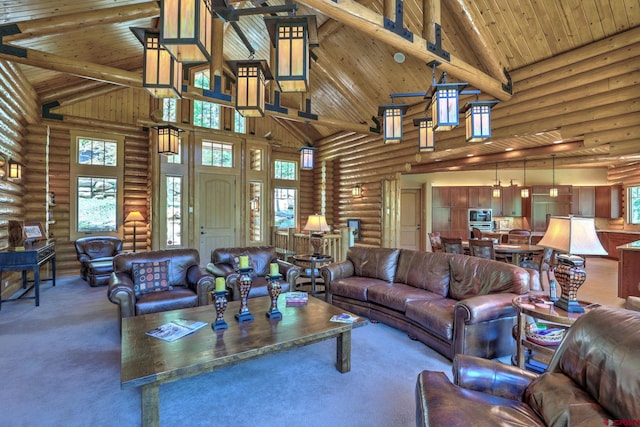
492,163,501,198
413,117,435,152
521,159,529,198
299,122,316,170
160,0,213,63
154,124,183,155
550,155,558,197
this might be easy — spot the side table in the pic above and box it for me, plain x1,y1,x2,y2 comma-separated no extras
293,254,332,295
512,294,598,372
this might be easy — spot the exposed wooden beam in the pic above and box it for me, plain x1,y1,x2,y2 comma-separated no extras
2,2,159,41
423,0,440,42
296,0,511,101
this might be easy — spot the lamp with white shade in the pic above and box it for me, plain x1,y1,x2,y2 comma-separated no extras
537,216,607,312
125,211,146,253
303,214,330,255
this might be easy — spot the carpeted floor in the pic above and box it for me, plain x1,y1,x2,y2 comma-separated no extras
0,276,452,427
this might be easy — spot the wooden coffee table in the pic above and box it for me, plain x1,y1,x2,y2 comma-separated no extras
120,295,367,427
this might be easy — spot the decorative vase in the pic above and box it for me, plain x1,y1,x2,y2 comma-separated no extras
235,268,254,322
266,274,283,319
211,290,228,330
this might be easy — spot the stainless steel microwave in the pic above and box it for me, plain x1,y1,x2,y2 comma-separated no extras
469,209,492,222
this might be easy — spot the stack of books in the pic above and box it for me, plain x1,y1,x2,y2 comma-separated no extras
285,291,308,306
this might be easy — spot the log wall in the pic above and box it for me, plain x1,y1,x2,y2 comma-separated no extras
0,59,40,299
316,28,640,248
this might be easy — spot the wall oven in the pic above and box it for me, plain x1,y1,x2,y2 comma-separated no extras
469,209,492,222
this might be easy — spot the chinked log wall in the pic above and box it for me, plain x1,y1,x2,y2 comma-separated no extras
0,59,40,299
316,28,640,247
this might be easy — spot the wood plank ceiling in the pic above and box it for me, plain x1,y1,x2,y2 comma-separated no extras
1,0,639,172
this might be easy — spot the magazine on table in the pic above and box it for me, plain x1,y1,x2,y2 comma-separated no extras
330,313,359,323
285,291,309,306
146,318,207,342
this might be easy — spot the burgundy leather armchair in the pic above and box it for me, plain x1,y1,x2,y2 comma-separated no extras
206,246,300,301
74,236,123,287
416,307,640,426
108,249,215,329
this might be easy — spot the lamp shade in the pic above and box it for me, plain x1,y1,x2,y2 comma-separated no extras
464,100,498,142
142,30,183,99
125,211,145,223
378,104,409,144
413,118,435,152
227,59,272,117
303,214,330,233
538,216,607,256
160,0,213,63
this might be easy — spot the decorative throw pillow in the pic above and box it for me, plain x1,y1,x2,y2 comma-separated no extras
132,260,172,296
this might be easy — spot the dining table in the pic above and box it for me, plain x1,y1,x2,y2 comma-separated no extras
463,241,545,266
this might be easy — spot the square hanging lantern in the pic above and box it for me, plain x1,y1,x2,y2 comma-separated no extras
299,145,317,170
430,82,466,131
227,60,272,117
378,104,409,144
160,0,213,63
142,30,183,98
464,100,499,142
413,118,435,152
264,15,318,93
8,159,23,179
154,124,183,155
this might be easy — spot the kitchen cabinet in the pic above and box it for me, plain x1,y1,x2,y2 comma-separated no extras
468,187,492,209
431,187,469,240
617,241,640,298
571,186,595,217
432,187,450,208
595,185,622,218
450,187,468,207
502,185,522,216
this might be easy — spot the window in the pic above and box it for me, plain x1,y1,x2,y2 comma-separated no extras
234,110,246,134
202,141,233,167
629,186,640,224
70,133,124,239
162,98,177,122
274,160,297,180
166,176,182,246
193,69,221,129
274,187,296,228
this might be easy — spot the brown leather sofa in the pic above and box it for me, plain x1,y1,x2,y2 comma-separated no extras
108,249,215,329
206,246,300,300
74,236,123,287
321,246,540,360
416,307,640,426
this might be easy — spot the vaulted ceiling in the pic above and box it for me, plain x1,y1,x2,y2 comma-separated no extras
1,0,639,173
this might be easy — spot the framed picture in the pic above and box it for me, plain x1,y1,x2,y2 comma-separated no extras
347,219,361,242
23,222,45,241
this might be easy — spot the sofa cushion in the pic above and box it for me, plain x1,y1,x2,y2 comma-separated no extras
347,246,400,283
367,282,441,312
525,373,612,425
330,276,388,302
135,287,198,315
405,298,456,341
132,260,172,296
212,246,277,277
395,250,451,296
448,255,529,300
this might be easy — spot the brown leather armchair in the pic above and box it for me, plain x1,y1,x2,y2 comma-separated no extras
206,246,300,301
108,249,215,329
74,236,123,287
416,307,640,426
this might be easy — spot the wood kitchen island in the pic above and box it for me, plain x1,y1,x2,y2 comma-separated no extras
617,240,640,298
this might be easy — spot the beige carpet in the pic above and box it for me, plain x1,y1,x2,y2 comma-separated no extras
0,276,452,427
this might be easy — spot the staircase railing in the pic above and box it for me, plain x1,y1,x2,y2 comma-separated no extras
272,227,354,262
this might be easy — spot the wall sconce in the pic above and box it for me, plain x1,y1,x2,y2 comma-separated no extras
413,117,435,152
136,29,183,99
160,0,213,63
250,198,259,211
464,98,499,142
227,59,272,117
550,154,558,197
154,124,183,155
8,159,23,179
521,159,530,198
264,15,318,93
352,184,362,198
299,145,317,170
378,104,409,144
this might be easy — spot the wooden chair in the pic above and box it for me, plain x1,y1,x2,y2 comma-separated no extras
429,232,443,252
468,238,496,260
471,227,483,239
441,237,463,254
507,229,532,245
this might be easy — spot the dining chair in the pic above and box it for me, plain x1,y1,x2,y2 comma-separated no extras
441,237,463,254
471,227,483,239
428,232,443,252
468,238,496,260
507,229,532,245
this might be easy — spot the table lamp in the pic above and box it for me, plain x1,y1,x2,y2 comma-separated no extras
537,216,607,312
125,211,145,253
303,214,330,255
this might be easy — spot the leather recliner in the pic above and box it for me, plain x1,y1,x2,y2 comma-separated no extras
416,306,640,426
108,249,215,329
206,246,300,301
74,236,123,286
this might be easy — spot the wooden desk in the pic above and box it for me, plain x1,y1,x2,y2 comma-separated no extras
0,241,56,309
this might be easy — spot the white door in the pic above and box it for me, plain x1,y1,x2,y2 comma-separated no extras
400,189,422,251
198,173,238,265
